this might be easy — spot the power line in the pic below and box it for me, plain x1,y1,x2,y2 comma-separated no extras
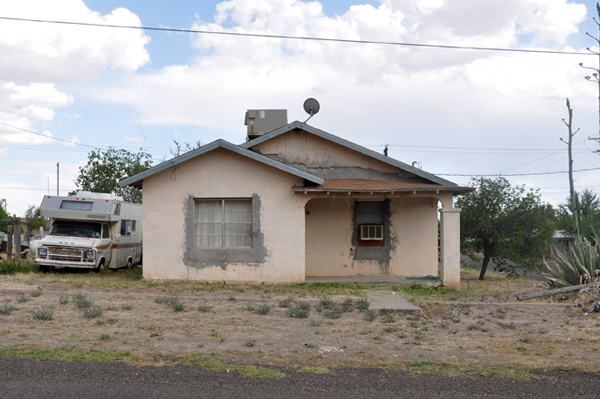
0,122,97,149
436,167,600,177
0,16,594,56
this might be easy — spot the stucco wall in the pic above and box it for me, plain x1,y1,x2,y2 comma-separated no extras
142,148,306,283
304,196,439,277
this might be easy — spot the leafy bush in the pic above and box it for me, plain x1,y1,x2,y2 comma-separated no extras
74,293,94,309
83,306,104,319
287,302,310,318
356,298,370,311
0,300,18,315
198,304,214,313
30,290,42,298
0,258,37,275
32,306,54,321
16,294,29,303
155,297,185,312
544,234,600,287
257,304,271,315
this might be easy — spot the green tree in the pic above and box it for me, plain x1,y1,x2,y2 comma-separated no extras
71,147,153,203
456,177,555,280
23,205,47,240
0,200,9,232
556,189,600,241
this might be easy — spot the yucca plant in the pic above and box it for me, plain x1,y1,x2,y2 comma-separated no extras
543,234,600,287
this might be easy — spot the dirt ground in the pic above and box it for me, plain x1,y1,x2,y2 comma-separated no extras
1,266,600,371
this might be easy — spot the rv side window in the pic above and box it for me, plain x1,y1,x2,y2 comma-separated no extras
120,220,132,236
102,224,110,239
60,200,93,211
114,203,121,215
132,220,136,232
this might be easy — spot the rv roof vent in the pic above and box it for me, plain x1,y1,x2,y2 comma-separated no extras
244,109,287,140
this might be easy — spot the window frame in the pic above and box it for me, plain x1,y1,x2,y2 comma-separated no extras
193,198,253,249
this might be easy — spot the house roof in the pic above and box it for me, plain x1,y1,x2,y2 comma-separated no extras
119,139,325,188
293,179,472,194
241,121,458,187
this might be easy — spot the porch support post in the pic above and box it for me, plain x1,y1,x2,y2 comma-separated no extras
440,207,461,290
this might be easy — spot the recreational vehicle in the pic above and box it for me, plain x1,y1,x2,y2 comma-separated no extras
35,192,142,272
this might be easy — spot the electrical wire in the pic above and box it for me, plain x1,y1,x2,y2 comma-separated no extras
436,166,600,177
0,16,594,56
0,122,97,149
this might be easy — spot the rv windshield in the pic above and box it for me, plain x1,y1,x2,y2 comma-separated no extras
49,221,102,238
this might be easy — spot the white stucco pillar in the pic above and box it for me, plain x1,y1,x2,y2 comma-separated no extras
440,207,461,290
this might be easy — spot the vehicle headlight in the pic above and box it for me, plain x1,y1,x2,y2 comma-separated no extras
38,248,47,257
83,250,96,260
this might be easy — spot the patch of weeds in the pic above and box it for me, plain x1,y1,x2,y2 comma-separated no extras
121,303,133,310
468,321,486,331
0,257,37,275
519,337,532,344
341,298,353,312
309,318,322,327
364,310,377,322
383,326,398,333
100,333,111,341
314,303,323,312
95,319,106,325
74,293,94,309
16,294,29,303
155,297,185,312
59,296,69,305
30,290,42,298
324,306,343,319
491,308,507,319
210,329,219,337
278,297,294,308
19,333,28,337
107,318,119,325
197,343,205,348
305,342,318,348
260,293,271,299
227,296,236,302
497,322,517,330
397,333,407,339
373,336,382,340
198,304,214,313
287,302,310,318
243,303,256,312
257,304,271,315
538,329,548,334
236,287,246,293
355,297,370,311
104,306,117,311
245,339,256,347
83,306,103,319
414,333,426,340
32,306,54,321
319,297,333,309
381,315,396,323
358,329,374,335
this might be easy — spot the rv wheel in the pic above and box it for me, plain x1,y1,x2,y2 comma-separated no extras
126,258,133,269
94,260,104,273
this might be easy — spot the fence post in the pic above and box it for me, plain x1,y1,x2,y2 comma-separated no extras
14,216,21,259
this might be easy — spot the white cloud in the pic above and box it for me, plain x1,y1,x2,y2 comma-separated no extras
64,135,80,146
0,0,151,84
0,146,8,156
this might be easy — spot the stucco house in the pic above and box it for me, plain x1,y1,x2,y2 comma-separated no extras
120,113,470,288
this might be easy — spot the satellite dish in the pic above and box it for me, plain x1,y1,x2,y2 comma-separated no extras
303,98,320,123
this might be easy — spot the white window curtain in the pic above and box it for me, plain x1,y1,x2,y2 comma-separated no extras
194,199,252,248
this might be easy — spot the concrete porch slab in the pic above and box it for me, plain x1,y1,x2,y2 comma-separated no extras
305,274,441,287
365,290,421,311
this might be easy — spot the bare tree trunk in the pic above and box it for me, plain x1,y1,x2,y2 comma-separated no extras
479,250,492,280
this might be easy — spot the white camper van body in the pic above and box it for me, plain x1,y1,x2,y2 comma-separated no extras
35,192,142,271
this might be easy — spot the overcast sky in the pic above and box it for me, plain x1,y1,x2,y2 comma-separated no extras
1,0,600,216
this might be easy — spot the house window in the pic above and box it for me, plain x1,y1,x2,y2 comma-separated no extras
356,201,385,247
194,199,252,248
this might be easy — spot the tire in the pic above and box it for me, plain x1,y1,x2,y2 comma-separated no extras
126,258,133,269
94,259,104,273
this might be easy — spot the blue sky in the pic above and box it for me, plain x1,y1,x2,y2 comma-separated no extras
1,0,600,216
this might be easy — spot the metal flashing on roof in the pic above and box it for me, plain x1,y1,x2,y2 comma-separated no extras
119,139,324,188
240,121,458,187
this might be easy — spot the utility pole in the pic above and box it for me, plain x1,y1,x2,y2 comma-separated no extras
561,99,581,236
56,162,59,196
580,2,600,151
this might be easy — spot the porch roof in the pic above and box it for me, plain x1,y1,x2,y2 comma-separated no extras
292,179,473,194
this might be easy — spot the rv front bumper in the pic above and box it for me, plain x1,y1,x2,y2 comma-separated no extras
36,247,97,269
